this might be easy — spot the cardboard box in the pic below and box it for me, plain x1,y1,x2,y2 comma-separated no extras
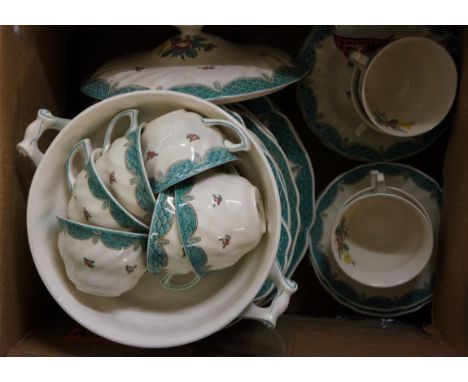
0,25,466,356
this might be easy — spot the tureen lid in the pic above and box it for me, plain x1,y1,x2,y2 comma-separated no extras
81,26,306,104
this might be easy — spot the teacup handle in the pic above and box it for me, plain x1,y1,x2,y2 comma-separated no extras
17,109,70,167
239,260,297,329
349,51,370,70
65,139,93,191
159,272,201,290
354,122,369,137
202,118,251,153
370,170,387,193
102,109,140,154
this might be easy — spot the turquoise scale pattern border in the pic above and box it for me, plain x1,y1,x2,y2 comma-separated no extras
241,113,300,267
242,97,315,277
310,163,442,313
80,65,306,101
85,160,148,233
255,221,290,300
296,26,457,162
58,217,147,251
174,178,209,277
125,129,155,215
147,191,174,274
149,147,239,194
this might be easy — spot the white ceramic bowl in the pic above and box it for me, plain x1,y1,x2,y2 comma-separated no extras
18,91,285,348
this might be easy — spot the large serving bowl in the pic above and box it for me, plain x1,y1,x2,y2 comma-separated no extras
18,91,283,348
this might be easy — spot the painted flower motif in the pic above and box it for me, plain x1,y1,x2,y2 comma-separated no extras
186,133,200,142
109,171,116,185
219,234,231,249
372,108,414,132
335,218,355,266
83,207,92,221
126,265,137,274
83,257,95,268
210,194,222,207
146,150,158,162
159,35,217,59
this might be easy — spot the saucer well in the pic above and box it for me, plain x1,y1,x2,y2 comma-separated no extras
310,162,442,316
297,26,457,162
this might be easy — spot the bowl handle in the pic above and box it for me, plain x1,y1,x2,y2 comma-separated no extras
202,118,251,153
239,260,297,328
16,109,70,167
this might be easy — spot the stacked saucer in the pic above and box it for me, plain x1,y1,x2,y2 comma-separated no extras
310,163,442,316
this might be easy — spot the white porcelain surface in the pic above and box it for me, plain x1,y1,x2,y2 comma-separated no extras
297,26,456,161
95,109,155,225
177,169,267,272
140,109,249,192
23,90,282,347
352,37,457,137
310,162,441,316
147,190,192,276
57,217,147,297
331,193,433,288
81,26,304,104
66,139,147,232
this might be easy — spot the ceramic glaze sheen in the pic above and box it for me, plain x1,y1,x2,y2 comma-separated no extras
57,217,147,297
21,90,283,347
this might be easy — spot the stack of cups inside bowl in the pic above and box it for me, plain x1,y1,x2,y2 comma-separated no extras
57,108,268,297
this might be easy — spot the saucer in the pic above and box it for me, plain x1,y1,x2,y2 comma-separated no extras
81,26,305,104
297,26,457,162
242,97,315,277
231,104,301,272
309,162,442,316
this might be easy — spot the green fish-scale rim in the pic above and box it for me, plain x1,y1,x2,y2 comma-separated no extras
57,216,148,251
310,162,442,315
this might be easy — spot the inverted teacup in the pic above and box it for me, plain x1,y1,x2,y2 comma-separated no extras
141,109,251,194
95,109,156,225
174,169,267,278
146,188,199,290
330,174,433,288
66,138,149,233
350,37,457,137
57,216,147,297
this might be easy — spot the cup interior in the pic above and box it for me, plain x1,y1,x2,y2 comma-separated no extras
362,37,457,137
331,193,433,288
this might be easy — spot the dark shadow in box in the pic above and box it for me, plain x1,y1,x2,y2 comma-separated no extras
5,25,466,356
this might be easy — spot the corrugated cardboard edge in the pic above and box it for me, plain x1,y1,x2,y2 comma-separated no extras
0,26,66,355
433,26,468,356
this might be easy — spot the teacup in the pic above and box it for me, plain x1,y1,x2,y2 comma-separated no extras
147,188,198,289
66,138,149,233
140,109,251,194
95,109,156,225
174,169,267,278
350,36,457,137
330,171,433,288
57,216,147,297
